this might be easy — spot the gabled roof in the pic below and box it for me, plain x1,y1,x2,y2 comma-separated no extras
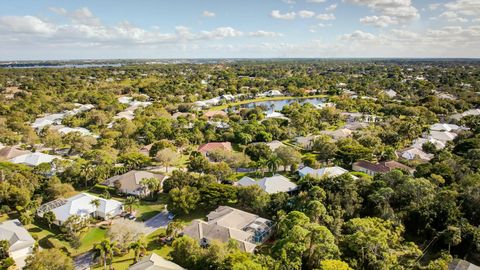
399,147,434,161
0,147,31,160
204,110,227,118
198,142,232,154
299,166,354,179
266,140,285,151
129,253,185,270
0,219,35,252
411,138,446,150
353,160,414,174
104,170,165,193
42,193,123,223
428,131,457,142
238,175,297,194
320,128,352,140
9,152,59,166
430,123,462,132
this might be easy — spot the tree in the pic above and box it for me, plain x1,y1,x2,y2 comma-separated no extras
140,177,161,198
108,219,145,253
19,210,34,225
275,146,302,171
129,238,147,262
169,186,200,214
90,198,100,218
170,236,203,269
319,260,352,270
156,148,180,172
118,152,150,170
94,239,119,270
237,185,270,213
342,217,421,270
312,136,338,163
24,248,74,270
266,155,281,174
166,220,184,238
124,196,140,214
43,211,56,229
245,143,272,162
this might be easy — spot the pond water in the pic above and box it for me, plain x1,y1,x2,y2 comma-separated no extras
228,98,326,114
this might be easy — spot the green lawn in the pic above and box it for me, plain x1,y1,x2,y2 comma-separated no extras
92,228,173,270
76,227,108,254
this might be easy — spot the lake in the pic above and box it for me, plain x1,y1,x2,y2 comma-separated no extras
227,98,326,114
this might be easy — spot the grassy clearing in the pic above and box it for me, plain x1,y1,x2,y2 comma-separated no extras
76,227,107,255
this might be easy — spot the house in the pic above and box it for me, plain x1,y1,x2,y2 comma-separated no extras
0,146,31,161
129,253,185,270
261,90,283,97
198,142,232,156
298,166,356,179
183,206,273,253
398,147,434,162
139,144,154,157
31,113,65,129
9,152,59,167
0,219,35,268
265,112,289,121
55,126,94,137
411,138,446,150
237,174,297,194
294,135,319,150
103,170,166,197
171,112,196,120
428,131,457,142
352,160,414,176
430,123,463,132
448,259,480,270
37,193,123,225
320,128,353,141
384,89,397,98
204,110,228,119
265,140,285,151
451,108,480,121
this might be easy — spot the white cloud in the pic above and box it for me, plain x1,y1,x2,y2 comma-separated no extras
347,0,420,21
316,13,336,20
429,3,441,10
282,0,296,4
298,10,315,18
271,10,296,20
438,11,468,22
340,30,376,41
444,0,480,16
202,10,216,17
325,4,338,12
306,0,326,3
248,30,283,37
360,15,398,27
0,16,56,35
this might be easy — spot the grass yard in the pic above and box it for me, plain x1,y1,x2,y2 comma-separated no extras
92,228,173,270
75,227,108,255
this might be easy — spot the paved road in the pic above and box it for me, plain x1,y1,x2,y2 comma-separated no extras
74,251,95,270
143,211,171,235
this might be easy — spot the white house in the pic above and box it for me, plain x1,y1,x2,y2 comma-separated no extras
430,123,462,132
298,166,356,179
9,152,59,167
411,138,446,150
37,193,123,225
237,175,297,194
398,147,434,162
129,253,185,270
0,219,35,268
260,90,283,97
428,131,457,142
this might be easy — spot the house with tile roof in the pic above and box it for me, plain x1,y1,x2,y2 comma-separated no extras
352,160,414,176
198,142,233,156
0,147,31,161
103,170,166,197
183,206,273,253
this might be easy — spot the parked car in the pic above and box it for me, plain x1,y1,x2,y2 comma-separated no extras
168,213,175,220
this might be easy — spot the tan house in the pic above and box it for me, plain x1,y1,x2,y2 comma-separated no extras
183,206,273,253
352,160,414,176
0,146,31,161
129,253,184,270
103,170,166,196
198,142,233,156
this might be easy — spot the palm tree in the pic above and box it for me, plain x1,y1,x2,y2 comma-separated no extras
81,163,95,188
90,199,100,218
266,155,280,174
124,196,140,214
140,178,160,199
256,159,268,177
129,238,146,263
94,239,119,270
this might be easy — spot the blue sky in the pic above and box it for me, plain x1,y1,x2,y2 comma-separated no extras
0,0,478,60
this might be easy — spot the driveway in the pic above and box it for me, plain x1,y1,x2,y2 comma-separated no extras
74,251,95,270
143,211,171,235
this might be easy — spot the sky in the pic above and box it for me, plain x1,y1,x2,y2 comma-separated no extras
0,0,479,60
